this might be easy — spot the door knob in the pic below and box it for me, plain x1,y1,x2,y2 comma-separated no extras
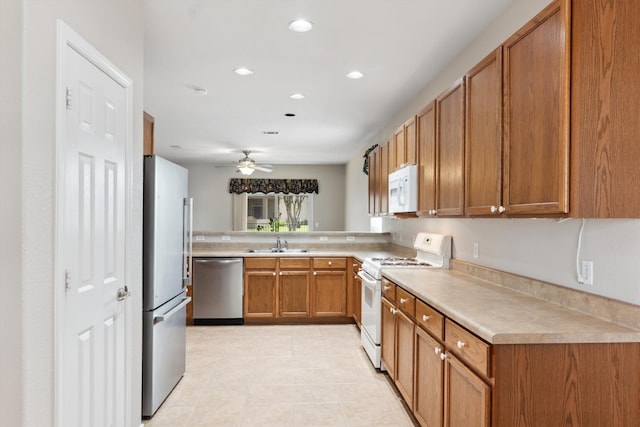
116,286,131,301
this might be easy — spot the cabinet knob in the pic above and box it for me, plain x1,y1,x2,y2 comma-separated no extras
434,347,441,355
498,205,506,213
328,261,332,266
429,209,437,216
279,272,283,276
400,298,408,304
272,272,276,276
422,314,430,322
491,205,506,214
457,340,465,349
490,205,497,213
440,352,447,360
383,285,391,291
313,272,317,276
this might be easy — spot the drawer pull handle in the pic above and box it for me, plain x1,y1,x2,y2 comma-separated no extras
440,352,447,360
457,340,465,349
400,298,408,304
383,285,391,291
422,314,430,321
434,347,441,355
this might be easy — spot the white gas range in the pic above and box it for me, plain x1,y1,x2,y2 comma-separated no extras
358,232,452,369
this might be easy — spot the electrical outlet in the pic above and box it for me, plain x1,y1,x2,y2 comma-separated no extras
346,236,355,241
221,235,231,241
473,243,479,259
581,260,594,285
319,236,328,241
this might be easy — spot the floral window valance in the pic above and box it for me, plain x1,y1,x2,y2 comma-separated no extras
229,178,319,194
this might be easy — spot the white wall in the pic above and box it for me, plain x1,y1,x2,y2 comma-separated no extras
17,1,145,425
180,161,347,231
344,154,371,231
344,0,640,306
0,1,24,425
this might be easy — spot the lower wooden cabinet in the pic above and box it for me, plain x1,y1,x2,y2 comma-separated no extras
351,259,362,327
244,256,350,322
312,258,347,317
444,353,491,427
414,326,444,427
382,278,640,427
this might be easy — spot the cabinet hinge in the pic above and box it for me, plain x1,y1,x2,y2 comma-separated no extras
65,86,72,110
64,270,71,291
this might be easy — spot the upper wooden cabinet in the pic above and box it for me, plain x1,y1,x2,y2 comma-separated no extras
417,102,437,217
436,77,466,216
465,48,503,216
380,141,389,214
503,0,570,215
143,111,155,155
570,0,640,217
394,116,418,172
367,146,380,215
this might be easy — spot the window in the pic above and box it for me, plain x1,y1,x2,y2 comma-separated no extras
244,193,314,232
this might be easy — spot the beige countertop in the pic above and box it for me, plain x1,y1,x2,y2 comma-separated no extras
382,268,640,345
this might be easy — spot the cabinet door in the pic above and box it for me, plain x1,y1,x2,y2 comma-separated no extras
570,0,640,217
244,270,276,318
395,309,415,409
395,125,405,169
444,353,491,427
312,270,347,316
503,0,570,215
279,271,310,317
368,147,379,214
380,141,389,214
351,260,362,326
436,77,466,216
381,297,396,378
414,327,444,427
405,115,417,166
417,102,437,216
465,48,503,216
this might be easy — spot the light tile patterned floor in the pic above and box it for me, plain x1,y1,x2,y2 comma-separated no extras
142,324,416,427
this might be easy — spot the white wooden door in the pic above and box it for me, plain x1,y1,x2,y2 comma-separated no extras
59,27,131,427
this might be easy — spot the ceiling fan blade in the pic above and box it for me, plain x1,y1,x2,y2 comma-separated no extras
253,165,272,172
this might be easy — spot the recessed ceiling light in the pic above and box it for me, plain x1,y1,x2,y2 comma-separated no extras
234,67,254,76
289,93,305,100
346,70,364,79
284,113,296,117
288,19,314,32
194,88,208,96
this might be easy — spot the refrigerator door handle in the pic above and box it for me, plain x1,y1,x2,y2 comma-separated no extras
183,197,193,287
154,296,192,324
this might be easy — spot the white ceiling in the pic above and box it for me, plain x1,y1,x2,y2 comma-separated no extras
144,0,513,168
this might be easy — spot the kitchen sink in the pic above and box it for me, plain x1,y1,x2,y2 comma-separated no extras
245,248,309,253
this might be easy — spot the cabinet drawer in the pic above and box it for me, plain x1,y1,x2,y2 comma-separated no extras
313,257,346,269
381,278,396,302
445,319,491,377
244,257,276,269
396,287,415,317
416,300,444,340
280,257,310,269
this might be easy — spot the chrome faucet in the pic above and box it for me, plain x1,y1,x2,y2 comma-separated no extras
275,236,281,250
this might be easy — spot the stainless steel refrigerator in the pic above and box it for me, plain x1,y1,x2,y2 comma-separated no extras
142,155,192,418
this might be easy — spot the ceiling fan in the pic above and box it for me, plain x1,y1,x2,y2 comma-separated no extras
218,150,273,175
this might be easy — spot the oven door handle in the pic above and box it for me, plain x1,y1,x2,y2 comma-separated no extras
358,270,378,290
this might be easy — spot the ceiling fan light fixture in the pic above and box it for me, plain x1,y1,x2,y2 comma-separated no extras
234,67,254,76
288,19,314,33
238,166,254,175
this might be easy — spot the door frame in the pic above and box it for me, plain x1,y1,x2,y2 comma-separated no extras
54,20,134,427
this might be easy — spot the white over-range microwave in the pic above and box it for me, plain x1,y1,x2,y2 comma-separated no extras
388,164,418,213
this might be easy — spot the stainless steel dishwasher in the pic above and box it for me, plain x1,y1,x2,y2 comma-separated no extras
193,258,244,325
